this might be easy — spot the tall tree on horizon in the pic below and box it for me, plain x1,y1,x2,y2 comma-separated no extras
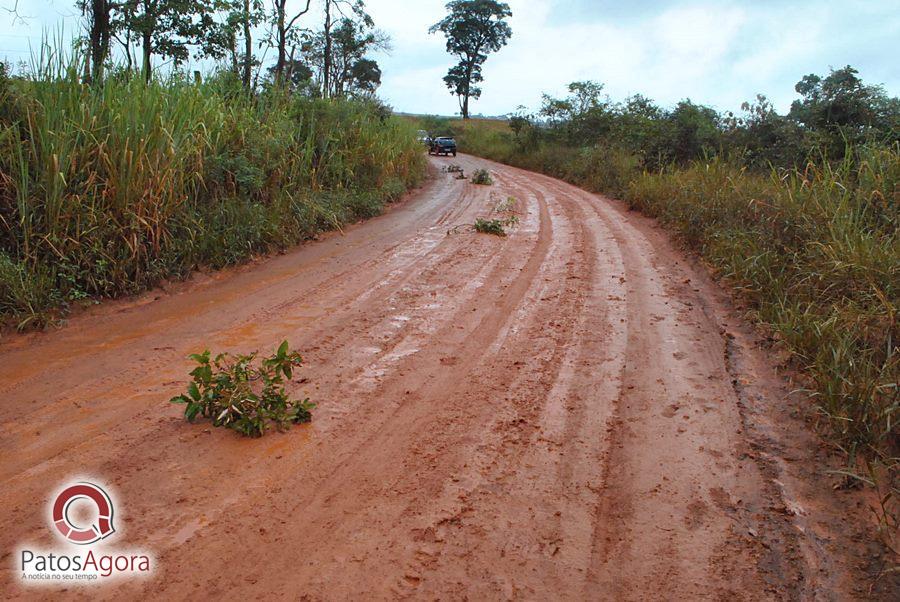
429,0,511,119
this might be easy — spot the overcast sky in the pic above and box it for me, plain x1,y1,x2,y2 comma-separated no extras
2,0,898,116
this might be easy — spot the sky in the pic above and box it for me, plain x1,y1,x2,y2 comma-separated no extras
2,0,898,116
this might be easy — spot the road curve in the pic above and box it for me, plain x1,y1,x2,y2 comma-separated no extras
0,156,891,600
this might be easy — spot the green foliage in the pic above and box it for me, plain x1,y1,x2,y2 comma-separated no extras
494,195,516,213
656,100,721,165
540,81,613,145
307,17,387,97
429,0,512,118
469,197,518,236
478,68,899,171
789,66,900,156
197,0,265,67
418,114,457,138
624,151,898,467
0,54,425,328
473,217,506,236
442,62,484,109
471,168,493,185
722,95,807,168
458,122,640,198
171,341,314,437
115,0,216,78
0,253,58,330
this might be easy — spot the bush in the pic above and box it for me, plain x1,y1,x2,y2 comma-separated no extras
0,253,58,329
472,169,493,185
473,218,506,236
170,341,314,438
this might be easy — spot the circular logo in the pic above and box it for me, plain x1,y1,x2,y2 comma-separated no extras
52,482,116,545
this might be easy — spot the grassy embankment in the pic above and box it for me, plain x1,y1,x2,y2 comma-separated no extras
421,115,898,530
0,62,425,329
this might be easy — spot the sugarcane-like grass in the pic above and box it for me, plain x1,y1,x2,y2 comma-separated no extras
0,53,425,329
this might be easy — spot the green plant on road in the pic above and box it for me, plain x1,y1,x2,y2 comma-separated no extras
473,217,507,236
171,341,314,437
472,168,493,185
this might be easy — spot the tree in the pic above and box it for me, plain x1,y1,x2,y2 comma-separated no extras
613,94,666,159
306,17,386,97
540,81,611,145
271,0,312,85
664,100,720,164
429,0,512,119
348,58,380,94
77,0,114,83
539,81,606,123
718,94,805,167
302,3,383,98
266,58,314,93
318,0,370,98
198,0,264,89
788,65,900,152
239,0,262,88
1,1,25,24
443,61,482,116
116,0,213,81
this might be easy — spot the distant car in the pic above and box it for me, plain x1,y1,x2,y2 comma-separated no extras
429,137,457,157
416,130,430,145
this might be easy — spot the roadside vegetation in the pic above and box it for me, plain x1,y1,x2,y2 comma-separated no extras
0,0,426,330
417,68,899,533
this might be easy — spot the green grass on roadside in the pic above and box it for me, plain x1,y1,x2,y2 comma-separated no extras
0,61,425,328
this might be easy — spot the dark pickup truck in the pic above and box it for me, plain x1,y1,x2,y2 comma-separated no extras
429,137,457,157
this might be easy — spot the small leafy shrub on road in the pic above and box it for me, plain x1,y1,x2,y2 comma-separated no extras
472,169,493,185
171,341,314,437
494,196,517,213
474,218,507,236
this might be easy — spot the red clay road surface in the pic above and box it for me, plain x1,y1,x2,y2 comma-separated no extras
0,156,894,600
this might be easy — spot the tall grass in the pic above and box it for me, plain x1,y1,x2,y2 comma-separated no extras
627,151,898,460
0,58,425,328
457,118,899,527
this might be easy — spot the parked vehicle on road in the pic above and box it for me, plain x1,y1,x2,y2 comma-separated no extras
429,137,457,156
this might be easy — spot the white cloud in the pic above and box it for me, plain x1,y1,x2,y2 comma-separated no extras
369,0,899,115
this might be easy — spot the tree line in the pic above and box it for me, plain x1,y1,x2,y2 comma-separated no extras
72,0,386,95
508,66,900,168
7,0,516,114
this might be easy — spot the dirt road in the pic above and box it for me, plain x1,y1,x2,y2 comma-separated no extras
0,156,892,600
